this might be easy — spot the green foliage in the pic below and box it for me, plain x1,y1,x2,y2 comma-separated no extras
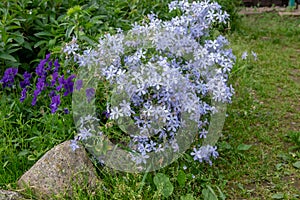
177,170,186,187
0,0,242,75
153,173,174,198
0,91,75,187
180,194,194,200
288,131,300,150
202,185,218,200
237,143,252,151
0,0,173,74
0,0,73,72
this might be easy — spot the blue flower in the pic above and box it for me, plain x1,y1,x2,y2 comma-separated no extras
75,79,83,91
0,68,18,88
50,94,61,113
36,53,50,77
191,145,219,165
251,51,258,61
56,75,65,91
102,111,110,119
63,74,76,96
20,71,32,89
78,127,92,140
70,140,80,151
69,0,235,166
64,108,70,114
86,88,95,102
20,88,27,102
31,77,46,106
50,72,58,87
48,90,56,98
241,51,248,60
53,59,60,73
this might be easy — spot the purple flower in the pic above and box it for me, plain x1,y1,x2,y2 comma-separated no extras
47,60,53,71
53,59,60,73
251,51,258,61
48,90,56,98
199,129,208,139
64,108,70,114
36,53,50,77
50,94,61,113
31,77,46,106
20,88,27,102
86,88,95,102
102,111,110,118
50,72,58,87
31,90,39,106
45,53,51,60
36,77,46,92
63,74,76,96
75,79,83,91
70,140,80,151
241,51,248,60
0,68,18,88
20,71,32,89
78,127,92,140
56,75,65,91
190,145,219,165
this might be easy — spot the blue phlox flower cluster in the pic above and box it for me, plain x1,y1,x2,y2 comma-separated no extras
68,0,235,167
191,145,219,165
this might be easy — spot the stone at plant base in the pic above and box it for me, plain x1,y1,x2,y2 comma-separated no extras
17,140,100,199
0,189,27,200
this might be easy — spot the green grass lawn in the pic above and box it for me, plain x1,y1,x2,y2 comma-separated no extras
0,13,299,199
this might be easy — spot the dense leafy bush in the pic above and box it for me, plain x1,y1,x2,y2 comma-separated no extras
0,0,242,75
0,0,73,71
0,0,171,74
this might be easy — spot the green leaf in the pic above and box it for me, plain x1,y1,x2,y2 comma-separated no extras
153,173,174,198
237,144,252,151
202,186,218,200
7,47,21,54
34,31,53,37
23,41,33,51
177,170,186,187
220,141,232,150
5,25,21,31
13,36,25,44
66,26,76,38
271,193,284,199
48,38,56,47
0,53,17,62
18,150,29,157
33,40,47,48
80,35,97,46
275,163,283,170
180,194,194,200
216,186,226,200
292,161,300,169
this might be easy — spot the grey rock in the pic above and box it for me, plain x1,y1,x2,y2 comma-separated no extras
18,140,100,199
0,189,27,200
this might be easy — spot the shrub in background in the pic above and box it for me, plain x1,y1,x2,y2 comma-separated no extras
0,0,242,76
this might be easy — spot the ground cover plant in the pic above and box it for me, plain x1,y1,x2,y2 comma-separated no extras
0,1,300,200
